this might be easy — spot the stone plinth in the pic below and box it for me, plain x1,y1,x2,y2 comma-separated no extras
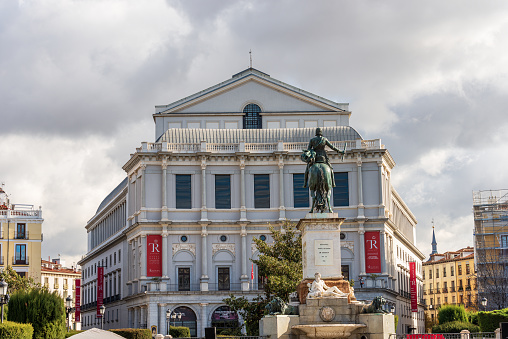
297,215,345,280
298,297,363,325
259,315,300,339
357,313,395,339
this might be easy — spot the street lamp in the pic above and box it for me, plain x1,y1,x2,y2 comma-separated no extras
0,280,8,324
166,309,171,334
99,305,106,330
390,305,396,314
65,295,75,332
481,297,488,312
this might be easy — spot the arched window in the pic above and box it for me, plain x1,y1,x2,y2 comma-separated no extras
169,306,197,337
243,103,262,129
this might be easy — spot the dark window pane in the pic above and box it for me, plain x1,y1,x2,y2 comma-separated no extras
178,267,190,291
254,174,270,208
341,265,350,281
333,172,349,206
176,174,191,209
243,104,262,129
218,267,230,291
293,174,309,208
215,175,231,209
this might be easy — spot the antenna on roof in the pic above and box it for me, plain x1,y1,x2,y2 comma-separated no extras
249,49,252,69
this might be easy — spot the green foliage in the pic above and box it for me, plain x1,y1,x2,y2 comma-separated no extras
438,304,468,324
478,309,508,332
467,311,479,326
223,295,268,336
394,315,399,331
425,312,436,333
252,221,302,302
217,327,243,336
7,288,65,339
64,330,83,338
168,326,191,338
0,320,34,339
0,266,41,294
432,321,480,333
110,328,152,339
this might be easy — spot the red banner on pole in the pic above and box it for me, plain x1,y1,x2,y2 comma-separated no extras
75,279,81,322
365,231,381,273
147,235,162,277
410,261,418,312
97,267,103,317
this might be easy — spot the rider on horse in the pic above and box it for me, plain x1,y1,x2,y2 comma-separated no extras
303,127,344,188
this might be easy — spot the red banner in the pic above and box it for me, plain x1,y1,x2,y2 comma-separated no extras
97,267,103,317
410,261,418,312
147,235,162,277
75,279,81,322
365,231,381,273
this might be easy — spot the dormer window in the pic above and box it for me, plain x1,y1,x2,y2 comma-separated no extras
243,103,262,129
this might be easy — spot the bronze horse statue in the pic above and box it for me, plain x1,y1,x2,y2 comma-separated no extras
301,149,334,213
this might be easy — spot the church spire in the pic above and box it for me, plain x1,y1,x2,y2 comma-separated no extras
431,219,438,255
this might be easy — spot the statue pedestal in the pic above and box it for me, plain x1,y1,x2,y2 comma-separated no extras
297,214,345,280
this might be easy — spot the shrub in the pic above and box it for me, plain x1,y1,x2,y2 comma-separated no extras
478,309,508,332
0,321,34,339
168,326,191,338
438,304,468,324
467,311,479,326
7,288,66,339
432,321,480,333
109,328,152,339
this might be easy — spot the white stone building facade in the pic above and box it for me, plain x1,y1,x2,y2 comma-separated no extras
78,68,425,335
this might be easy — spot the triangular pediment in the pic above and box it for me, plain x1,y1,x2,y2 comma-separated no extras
156,69,348,114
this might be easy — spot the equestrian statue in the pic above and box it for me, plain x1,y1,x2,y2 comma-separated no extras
301,128,345,213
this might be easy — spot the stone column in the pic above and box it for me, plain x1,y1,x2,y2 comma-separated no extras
162,160,168,221
200,224,209,291
378,161,385,218
162,232,168,279
380,230,387,275
199,303,208,337
140,164,147,221
140,307,146,328
278,155,285,220
358,223,366,276
240,157,247,221
147,302,158,333
158,304,167,335
240,224,250,291
133,307,139,328
201,156,208,221
356,155,365,219
141,235,147,279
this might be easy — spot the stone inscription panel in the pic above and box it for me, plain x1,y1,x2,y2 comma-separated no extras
315,240,333,266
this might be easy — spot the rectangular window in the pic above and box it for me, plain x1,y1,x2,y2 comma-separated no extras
293,174,309,208
423,270,425,279
333,173,349,206
443,267,447,277
451,266,454,276
436,268,439,278
458,264,462,275
429,269,432,279
341,265,350,281
254,174,270,208
15,244,26,264
218,267,230,291
466,263,470,275
118,250,121,262
16,223,26,239
176,174,192,209
215,175,231,209
178,267,190,291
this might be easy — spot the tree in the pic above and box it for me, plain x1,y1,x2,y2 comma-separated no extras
223,220,303,335
251,220,302,302
0,266,41,294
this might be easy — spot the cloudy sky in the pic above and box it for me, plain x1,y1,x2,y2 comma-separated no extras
2,0,508,266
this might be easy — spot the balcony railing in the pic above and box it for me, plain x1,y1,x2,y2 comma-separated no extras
12,256,29,265
466,285,472,291
138,139,384,154
14,231,29,239
428,289,434,294
54,284,59,289
63,284,68,290
450,287,456,292
442,288,448,293
458,286,464,291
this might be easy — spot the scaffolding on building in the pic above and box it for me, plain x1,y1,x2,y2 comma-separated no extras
472,189,508,309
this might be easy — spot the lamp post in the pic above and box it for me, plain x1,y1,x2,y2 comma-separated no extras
166,309,171,335
0,280,8,324
481,297,488,312
65,295,75,332
99,305,106,330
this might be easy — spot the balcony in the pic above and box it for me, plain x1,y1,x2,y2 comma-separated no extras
458,286,464,292
12,256,29,265
442,288,448,293
54,284,59,289
428,289,434,294
63,284,68,290
14,231,29,240
435,288,441,294
466,285,472,291
450,287,456,292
